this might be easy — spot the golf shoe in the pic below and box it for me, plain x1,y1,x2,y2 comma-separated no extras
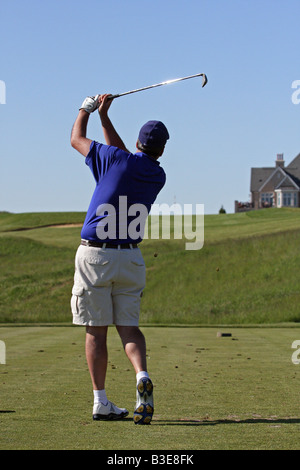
93,401,129,421
133,377,154,425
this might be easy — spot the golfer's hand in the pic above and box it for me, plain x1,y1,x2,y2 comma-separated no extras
98,94,113,117
79,95,100,113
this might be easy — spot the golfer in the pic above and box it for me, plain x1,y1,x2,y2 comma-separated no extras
70,94,169,424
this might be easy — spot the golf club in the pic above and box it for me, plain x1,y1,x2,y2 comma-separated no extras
109,72,208,100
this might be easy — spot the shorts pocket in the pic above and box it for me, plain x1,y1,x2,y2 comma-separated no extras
130,260,145,267
130,252,145,267
86,256,110,266
71,285,85,315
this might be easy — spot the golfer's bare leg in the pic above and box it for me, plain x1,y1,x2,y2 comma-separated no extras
117,325,153,424
116,326,147,373
85,326,108,390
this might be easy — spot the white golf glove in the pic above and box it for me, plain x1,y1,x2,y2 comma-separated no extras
79,95,100,113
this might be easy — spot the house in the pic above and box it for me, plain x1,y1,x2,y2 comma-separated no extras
235,153,300,212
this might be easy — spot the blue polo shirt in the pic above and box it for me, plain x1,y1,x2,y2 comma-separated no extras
81,141,166,243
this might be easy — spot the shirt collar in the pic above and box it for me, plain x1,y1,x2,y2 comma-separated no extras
135,152,161,165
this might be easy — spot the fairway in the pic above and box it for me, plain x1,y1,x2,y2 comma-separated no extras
1,325,300,450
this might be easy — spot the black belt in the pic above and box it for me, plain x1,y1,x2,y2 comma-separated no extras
81,239,138,249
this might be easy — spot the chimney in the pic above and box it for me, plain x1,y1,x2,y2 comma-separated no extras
276,153,285,168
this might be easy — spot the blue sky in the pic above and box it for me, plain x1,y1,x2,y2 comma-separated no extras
0,0,299,215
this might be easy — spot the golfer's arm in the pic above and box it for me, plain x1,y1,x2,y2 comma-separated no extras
70,110,93,157
99,114,129,152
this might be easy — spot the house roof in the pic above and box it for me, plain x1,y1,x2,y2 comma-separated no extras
258,166,286,192
286,153,300,185
287,153,300,172
275,175,300,190
251,153,300,192
250,167,274,191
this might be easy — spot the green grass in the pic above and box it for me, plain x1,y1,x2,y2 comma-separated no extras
204,207,300,242
1,209,300,450
1,325,300,450
143,229,300,324
0,237,74,323
0,211,85,232
1,208,300,324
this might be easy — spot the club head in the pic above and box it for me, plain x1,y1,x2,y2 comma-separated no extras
202,74,208,88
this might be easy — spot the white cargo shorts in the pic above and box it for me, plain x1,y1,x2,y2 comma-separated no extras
71,244,146,326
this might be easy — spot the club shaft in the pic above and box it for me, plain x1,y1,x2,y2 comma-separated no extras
109,73,207,99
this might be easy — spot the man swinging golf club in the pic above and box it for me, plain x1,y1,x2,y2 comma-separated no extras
70,93,169,424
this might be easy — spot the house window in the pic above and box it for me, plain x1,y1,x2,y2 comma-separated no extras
283,193,291,206
261,193,273,207
281,192,298,207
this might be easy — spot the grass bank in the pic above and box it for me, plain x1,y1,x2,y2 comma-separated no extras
0,208,300,324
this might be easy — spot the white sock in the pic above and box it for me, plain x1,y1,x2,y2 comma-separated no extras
136,371,149,383
93,389,108,406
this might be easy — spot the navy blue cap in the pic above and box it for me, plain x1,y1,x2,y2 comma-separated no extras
138,120,169,151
